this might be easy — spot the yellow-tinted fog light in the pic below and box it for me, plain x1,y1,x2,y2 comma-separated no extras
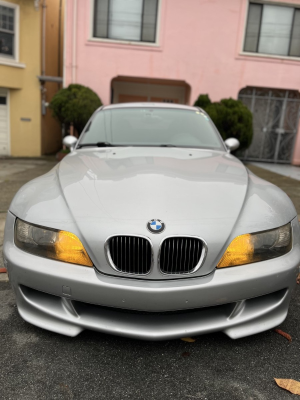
217,234,254,268
54,230,93,266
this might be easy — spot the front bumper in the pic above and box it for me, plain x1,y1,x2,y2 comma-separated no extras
4,213,300,340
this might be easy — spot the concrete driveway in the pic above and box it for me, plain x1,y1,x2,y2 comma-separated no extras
0,159,300,400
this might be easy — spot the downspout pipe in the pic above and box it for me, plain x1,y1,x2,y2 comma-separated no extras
63,0,67,88
41,0,47,117
57,0,62,89
70,0,78,136
42,0,46,76
72,0,77,83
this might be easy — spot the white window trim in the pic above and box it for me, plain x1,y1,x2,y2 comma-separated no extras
241,0,300,61
0,59,25,68
0,0,20,63
88,0,162,48
239,51,300,62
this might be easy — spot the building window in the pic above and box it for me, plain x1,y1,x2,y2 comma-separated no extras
93,0,159,43
0,4,15,58
244,3,300,57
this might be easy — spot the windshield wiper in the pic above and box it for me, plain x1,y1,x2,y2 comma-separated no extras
159,144,177,147
77,142,116,149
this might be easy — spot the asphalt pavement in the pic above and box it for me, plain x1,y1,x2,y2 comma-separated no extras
0,158,300,400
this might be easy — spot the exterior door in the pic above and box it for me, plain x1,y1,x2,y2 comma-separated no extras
112,79,187,105
0,89,9,155
238,87,300,163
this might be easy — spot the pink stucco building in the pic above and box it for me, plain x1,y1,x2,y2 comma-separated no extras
64,0,300,164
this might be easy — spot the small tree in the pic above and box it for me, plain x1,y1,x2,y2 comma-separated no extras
50,84,102,135
194,94,211,109
194,94,253,151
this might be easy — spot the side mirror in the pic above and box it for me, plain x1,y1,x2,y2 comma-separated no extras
63,135,78,152
225,138,240,152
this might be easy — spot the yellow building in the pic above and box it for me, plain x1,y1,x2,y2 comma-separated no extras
0,0,63,157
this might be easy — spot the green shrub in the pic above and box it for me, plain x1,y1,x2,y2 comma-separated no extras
194,94,212,109
49,84,102,135
194,94,253,151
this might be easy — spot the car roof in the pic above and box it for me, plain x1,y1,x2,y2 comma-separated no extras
102,102,200,111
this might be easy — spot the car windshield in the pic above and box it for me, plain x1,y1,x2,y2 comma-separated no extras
78,108,225,150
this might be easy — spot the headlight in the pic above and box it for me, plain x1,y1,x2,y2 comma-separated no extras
15,219,93,267
217,223,292,268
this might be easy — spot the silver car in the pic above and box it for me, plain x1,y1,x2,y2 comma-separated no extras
3,103,300,340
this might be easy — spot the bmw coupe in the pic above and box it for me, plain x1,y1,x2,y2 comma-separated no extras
3,103,300,340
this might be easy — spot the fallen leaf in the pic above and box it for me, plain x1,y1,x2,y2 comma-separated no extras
274,329,292,342
182,352,190,357
181,337,196,343
297,273,300,284
275,379,300,395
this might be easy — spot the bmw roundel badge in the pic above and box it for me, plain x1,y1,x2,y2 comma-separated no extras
147,219,165,234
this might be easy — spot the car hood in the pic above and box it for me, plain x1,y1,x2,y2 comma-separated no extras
59,147,247,224
55,147,248,277
10,147,297,279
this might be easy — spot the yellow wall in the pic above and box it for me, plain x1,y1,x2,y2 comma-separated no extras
0,0,41,156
